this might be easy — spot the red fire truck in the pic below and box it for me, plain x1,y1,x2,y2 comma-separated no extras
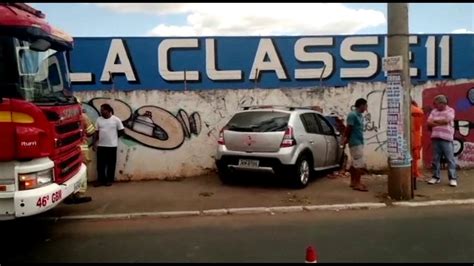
0,3,86,219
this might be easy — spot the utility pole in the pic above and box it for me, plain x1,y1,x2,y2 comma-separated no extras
386,3,413,200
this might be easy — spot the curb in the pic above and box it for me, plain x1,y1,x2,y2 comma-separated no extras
202,209,228,216
391,198,474,207
41,199,474,221
55,211,201,220
228,207,271,215
269,206,304,213
303,202,386,211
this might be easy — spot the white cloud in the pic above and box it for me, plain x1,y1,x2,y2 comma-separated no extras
94,3,386,36
95,3,193,15
451,28,474,34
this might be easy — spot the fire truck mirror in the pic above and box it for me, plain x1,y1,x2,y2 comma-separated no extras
30,39,51,52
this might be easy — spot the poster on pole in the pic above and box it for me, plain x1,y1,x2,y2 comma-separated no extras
385,60,411,167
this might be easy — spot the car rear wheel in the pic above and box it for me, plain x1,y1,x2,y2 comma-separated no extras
217,164,236,185
292,155,312,188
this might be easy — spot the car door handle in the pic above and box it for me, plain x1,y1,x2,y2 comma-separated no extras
309,140,314,144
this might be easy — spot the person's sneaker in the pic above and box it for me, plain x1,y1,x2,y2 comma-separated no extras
427,178,441,184
105,182,112,187
449,179,458,187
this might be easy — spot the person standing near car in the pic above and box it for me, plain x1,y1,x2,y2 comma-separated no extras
426,94,458,187
343,98,369,192
93,103,124,187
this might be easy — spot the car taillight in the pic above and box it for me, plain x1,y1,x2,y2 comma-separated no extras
217,128,225,145
281,126,296,147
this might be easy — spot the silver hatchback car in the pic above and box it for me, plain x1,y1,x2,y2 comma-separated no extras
215,106,346,188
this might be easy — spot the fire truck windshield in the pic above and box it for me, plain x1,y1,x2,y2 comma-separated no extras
0,36,74,105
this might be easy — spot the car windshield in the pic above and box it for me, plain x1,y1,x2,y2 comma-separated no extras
0,36,73,104
227,111,290,132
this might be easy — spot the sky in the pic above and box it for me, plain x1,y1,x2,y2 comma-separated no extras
28,3,474,37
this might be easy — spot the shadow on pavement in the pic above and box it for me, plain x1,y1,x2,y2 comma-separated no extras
1,217,58,262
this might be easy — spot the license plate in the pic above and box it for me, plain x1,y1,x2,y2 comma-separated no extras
238,159,259,168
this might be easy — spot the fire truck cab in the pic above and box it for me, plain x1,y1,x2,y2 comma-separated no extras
0,3,86,219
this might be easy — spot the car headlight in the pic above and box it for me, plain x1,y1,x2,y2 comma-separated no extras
0,179,15,192
18,169,53,190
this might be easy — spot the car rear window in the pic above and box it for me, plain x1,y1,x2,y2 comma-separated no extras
226,111,290,132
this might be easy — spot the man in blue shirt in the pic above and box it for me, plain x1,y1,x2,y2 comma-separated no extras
343,98,369,192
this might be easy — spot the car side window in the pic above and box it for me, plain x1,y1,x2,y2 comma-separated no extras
300,113,321,134
315,114,334,135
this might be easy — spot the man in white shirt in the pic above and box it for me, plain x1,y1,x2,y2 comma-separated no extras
93,103,125,187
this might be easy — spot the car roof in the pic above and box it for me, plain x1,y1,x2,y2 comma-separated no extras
237,106,324,115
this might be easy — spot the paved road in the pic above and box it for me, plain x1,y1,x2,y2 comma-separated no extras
44,170,474,218
2,205,473,263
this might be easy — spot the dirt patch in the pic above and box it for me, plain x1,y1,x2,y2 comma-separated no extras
199,192,214,197
368,169,390,175
415,194,429,198
282,193,312,205
163,176,186,182
375,192,394,206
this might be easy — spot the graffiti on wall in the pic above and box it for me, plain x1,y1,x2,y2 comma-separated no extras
363,112,379,132
330,88,387,152
82,97,201,150
359,81,474,168
363,88,388,152
422,83,474,168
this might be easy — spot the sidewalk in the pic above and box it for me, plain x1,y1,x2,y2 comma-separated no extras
42,169,474,218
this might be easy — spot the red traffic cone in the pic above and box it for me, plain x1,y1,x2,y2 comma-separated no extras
305,246,318,263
